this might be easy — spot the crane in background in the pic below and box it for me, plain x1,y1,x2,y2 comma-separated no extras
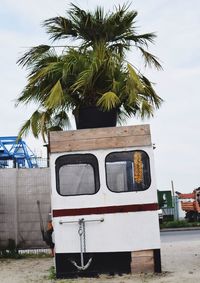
0,136,38,168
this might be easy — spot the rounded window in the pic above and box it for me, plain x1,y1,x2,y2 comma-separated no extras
56,154,100,196
105,150,151,192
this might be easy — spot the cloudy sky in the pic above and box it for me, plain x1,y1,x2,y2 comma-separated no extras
1,0,200,193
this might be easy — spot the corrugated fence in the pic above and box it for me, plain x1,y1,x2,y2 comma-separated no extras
0,168,51,250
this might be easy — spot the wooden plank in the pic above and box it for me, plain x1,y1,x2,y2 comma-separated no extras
50,134,151,153
50,125,150,142
132,250,154,258
49,124,151,153
131,250,154,273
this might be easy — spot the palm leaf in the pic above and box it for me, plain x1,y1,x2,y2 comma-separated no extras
44,80,64,109
97,91,120,110
140,100,154,118
18,110,43,141
126,33,156,46
140,75,163,108
127,64,144,92
17,45,51,68
43,16,77,41
52,110,71,129
18,119,31,140
30,110,43,138
138,47,163,70
28,62,59,84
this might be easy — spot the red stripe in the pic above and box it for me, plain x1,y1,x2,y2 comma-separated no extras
53,203,158,217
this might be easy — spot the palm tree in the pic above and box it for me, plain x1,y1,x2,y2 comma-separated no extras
16,3,163,141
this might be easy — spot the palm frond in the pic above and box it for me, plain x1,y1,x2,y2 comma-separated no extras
39,110,51,142
116,107,129,125
127,63,144,92
28,62,58,84
97,91,120,110
17,45,51,68
69,4,98,43
126,32,156,46
117,104,139,124
52,110,71,130
18,119,31,140
138,47,163,70
43,16,77,41
18,108,69,143
18,110,43,141
140,100,154,118
106,3,137,42
44,80,64,109
140,75,164,108
30,110,43,138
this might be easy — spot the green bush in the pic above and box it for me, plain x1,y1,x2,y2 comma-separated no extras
0,239,21,259
48,266,56,280
0,249,21,259
160,220,200,229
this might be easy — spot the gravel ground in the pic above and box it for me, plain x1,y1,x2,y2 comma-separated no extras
1,240,200,283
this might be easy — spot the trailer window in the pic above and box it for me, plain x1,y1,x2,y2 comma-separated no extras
105,150,151,192
56,154,100,196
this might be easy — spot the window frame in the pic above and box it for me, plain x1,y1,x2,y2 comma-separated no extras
105,150,151,193
55,153,100,197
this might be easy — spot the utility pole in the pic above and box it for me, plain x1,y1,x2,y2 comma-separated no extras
171,180,179,220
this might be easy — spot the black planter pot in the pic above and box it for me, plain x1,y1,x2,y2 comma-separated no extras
74,107,117,129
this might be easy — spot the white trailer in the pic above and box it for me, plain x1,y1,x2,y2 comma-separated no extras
49,124,161,278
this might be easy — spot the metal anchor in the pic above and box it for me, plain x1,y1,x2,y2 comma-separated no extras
70,218,92,271
59,217,104,271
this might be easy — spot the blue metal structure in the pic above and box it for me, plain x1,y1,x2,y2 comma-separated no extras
0,136,38,168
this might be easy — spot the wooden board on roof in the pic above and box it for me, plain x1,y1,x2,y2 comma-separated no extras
49,124,152,153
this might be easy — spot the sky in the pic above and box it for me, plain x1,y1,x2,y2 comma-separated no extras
0,0,200,193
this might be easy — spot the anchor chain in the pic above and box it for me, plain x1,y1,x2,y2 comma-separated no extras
82,220,86,253
72,218,92,271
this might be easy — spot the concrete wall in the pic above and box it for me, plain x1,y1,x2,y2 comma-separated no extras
0,168,51,249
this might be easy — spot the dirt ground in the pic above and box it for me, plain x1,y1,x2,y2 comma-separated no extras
1,240,200,283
